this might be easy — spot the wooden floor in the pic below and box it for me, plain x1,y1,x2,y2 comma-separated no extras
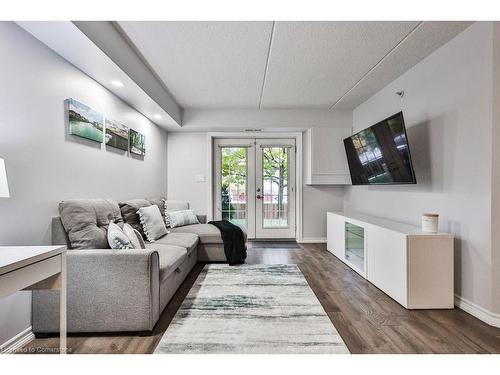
25,243,500,354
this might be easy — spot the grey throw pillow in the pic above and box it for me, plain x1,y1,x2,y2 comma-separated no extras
133,229,146,249
118,199,151,239
166,209,199,228
138,205,168,242
59,199,124,249
107,222,133,250
122,223,146,249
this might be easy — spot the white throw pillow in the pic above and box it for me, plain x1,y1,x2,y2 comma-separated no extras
166,209,199,228
137,205,168,242
123,223,146,249
107,222,133,250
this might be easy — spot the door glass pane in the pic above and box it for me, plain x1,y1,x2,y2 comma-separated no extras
221,147,247,226
262,147,289,228
345,222,365,272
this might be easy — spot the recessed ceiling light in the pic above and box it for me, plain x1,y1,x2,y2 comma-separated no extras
111,80,124,87
153,114,162,120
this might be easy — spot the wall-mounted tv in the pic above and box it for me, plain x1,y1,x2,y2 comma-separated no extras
343,112,416,185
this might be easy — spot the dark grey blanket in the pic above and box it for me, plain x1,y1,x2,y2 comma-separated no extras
208,220,247,265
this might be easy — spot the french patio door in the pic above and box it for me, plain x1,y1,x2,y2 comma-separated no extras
213,138,296,239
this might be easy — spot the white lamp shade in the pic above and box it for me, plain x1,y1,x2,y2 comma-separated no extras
0,158,10,198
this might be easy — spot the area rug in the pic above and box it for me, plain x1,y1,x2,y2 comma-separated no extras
154,264,349,354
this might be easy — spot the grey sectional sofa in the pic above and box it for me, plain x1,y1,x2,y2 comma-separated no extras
32,198,245,334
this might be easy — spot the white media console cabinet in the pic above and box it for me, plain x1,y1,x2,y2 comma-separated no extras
327,211,454,309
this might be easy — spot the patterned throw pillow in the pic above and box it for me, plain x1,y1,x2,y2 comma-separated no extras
122,223,146,249
166,209,200,228
107,222,133,250
137,205,168,242
163,200,189,227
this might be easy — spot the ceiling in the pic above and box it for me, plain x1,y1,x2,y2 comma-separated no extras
116,21,472,110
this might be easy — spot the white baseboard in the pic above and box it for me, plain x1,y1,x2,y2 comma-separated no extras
0,326,35,354
455,294,500,328
299,237,327,243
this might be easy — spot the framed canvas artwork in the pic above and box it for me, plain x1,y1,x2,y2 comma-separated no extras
67,98,104,143
105,118,129,151
129,129,146,156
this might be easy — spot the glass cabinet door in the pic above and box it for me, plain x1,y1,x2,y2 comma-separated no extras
345,222,365,273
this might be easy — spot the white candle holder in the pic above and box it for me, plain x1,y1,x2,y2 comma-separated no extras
422,213,439,233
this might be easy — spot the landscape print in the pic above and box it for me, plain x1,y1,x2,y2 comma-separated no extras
130,129,146,156
68,98,104,143
105,118,129,151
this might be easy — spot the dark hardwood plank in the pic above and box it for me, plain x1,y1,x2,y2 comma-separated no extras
23,243,500,354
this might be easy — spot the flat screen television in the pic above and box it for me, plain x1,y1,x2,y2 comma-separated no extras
343,112,416,185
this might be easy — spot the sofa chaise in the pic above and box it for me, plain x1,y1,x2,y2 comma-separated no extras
32,198,246,334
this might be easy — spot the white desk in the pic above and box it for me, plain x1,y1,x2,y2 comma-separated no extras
0,246,66,353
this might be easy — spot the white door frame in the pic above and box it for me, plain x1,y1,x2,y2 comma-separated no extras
206,132,303,242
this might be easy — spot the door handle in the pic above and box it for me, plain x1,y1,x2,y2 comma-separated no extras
256,195,262,199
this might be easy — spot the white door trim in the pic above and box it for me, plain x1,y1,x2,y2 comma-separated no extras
206,132,303,242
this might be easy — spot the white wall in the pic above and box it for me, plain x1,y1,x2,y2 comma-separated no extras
302,184,345,239
0,22,168,346
167,133,208,214
344,22,495,313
